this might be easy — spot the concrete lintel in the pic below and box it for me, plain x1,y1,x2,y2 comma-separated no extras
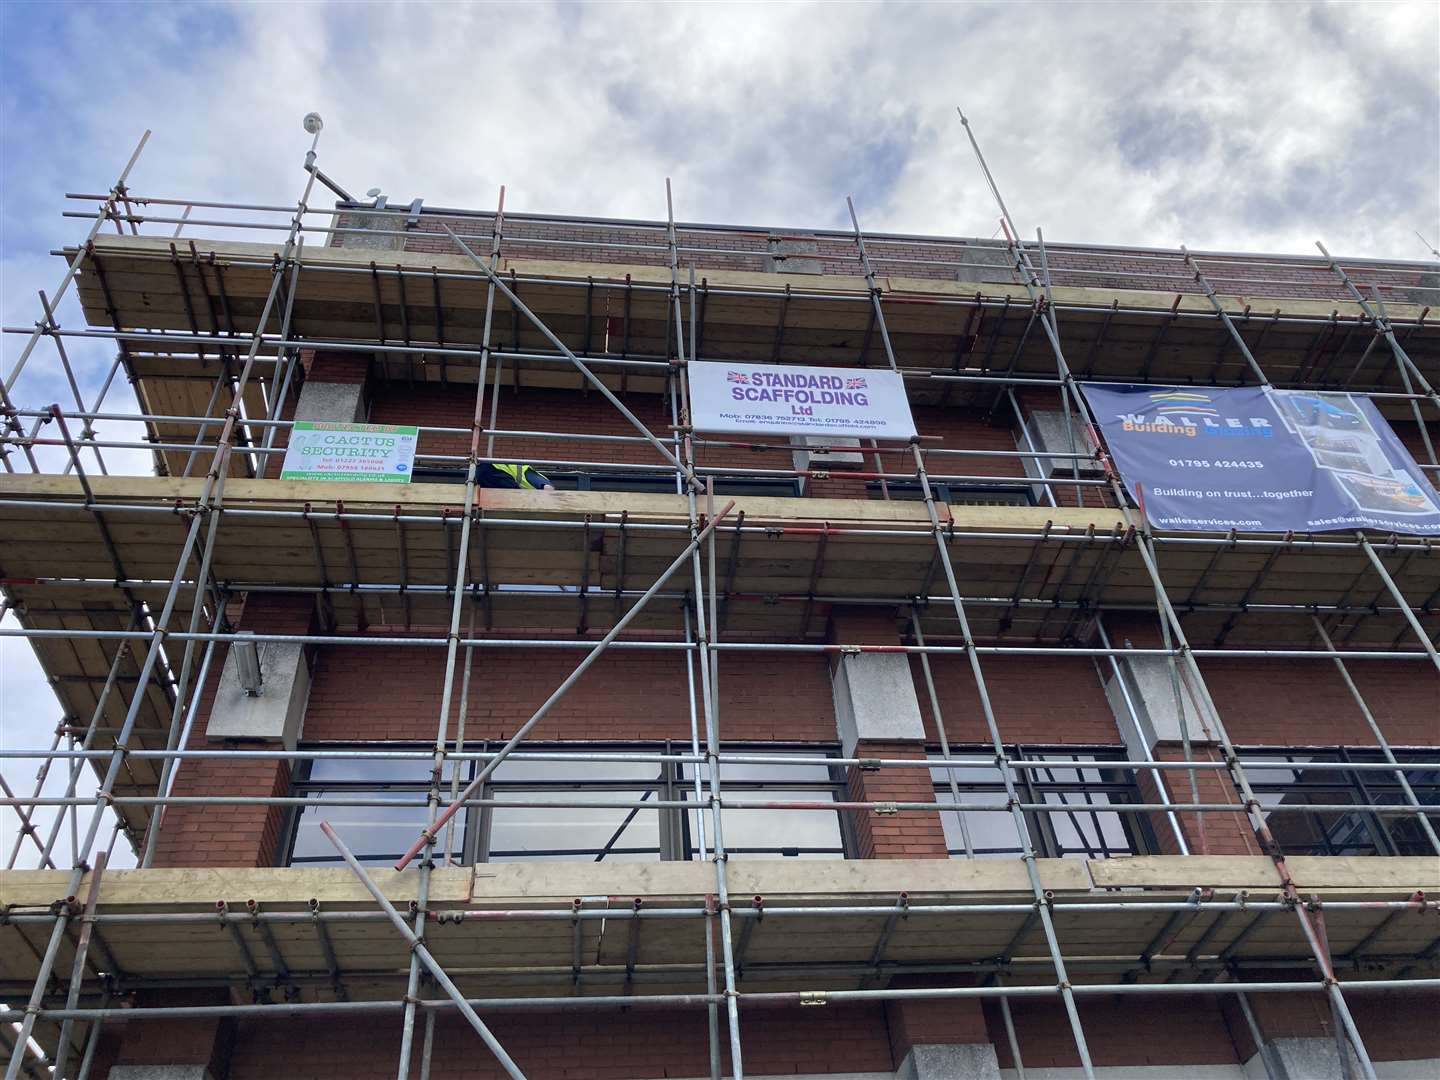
293,379,366,425
109,1067,215,1080
1104,654,1209,756
832,652,926,757
898,1043,1001,1080
1243,1036,1362,1079
204,641,310,748
792,433,866,472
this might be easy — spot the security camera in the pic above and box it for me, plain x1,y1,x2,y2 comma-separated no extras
303,112,324,135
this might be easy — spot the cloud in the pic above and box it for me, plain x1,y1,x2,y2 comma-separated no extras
0,0,1437,867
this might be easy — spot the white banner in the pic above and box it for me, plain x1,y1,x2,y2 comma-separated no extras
280,422,419,483
688,361,916,439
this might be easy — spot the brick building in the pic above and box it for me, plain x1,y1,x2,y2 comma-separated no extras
1,132,1437,1080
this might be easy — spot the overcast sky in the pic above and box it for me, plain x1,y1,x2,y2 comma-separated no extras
2,0,1438,869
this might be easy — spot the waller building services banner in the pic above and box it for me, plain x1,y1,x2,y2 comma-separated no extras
688,360,916,439
1080,384,1440,535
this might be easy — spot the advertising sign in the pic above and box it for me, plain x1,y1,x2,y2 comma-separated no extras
1080,384,1440,534
688,360,917,439
280,422,419,483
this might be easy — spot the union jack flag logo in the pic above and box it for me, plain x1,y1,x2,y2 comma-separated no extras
727,371,749,384
845,377,867,389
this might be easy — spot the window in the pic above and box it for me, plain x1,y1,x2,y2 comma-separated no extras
481,756,670,862
287,757,447,866
411,466,799,498
867,481,1034,507
1242,748,1439,857
284,744,846,866
929,746,1153,859
558,472,801,498
679,754,847,859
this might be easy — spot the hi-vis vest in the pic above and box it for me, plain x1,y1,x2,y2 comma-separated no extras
489,463,546,489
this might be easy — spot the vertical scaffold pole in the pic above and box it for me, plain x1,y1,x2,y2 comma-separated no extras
397,187,505,1080
676,263,721,1079
960,113,1210,853
847,192,1097,1078
1308,618,1438,854
910,606,974,857
669,179,746,1080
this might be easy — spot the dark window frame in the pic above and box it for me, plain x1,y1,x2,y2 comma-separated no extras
413,465,800,499
928,744,1155,860
1240,746,1439,857
283,741,848,867
867,481,1035,507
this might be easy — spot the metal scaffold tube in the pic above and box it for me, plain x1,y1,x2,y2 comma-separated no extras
848,188,1097,1077
0,119,1436,1080
4,124,323,1080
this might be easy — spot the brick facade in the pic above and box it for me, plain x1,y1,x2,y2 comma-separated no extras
110,220,1439,1079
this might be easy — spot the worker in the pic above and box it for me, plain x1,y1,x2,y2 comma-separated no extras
478,462,554,491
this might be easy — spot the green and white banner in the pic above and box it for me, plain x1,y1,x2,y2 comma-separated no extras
280,422,419,483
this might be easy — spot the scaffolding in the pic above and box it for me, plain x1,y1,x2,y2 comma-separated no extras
0,119,1437,1080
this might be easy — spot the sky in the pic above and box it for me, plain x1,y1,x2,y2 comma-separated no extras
1,0,1438,869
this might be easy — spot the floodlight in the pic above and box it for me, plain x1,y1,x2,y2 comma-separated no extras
232,632,264,696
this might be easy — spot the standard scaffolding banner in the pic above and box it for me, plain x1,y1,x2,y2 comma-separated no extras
280,422,419,483
1081,384,1440,534
688,360,916,439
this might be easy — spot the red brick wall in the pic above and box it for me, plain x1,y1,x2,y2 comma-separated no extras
847,742,949,860
1196,657,1440,747
989,994,1244,1069
86,989,1440,1079
223,1004,895,1079
910,654,1125,746
886,978,990,1056
1141,744,1261,857
149,594,315,869
345,209,1424,303
303,636,836,744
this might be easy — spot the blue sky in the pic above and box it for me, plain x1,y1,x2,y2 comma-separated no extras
1,0,1437,867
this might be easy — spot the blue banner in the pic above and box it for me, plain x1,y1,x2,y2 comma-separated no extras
1080,384,1440,534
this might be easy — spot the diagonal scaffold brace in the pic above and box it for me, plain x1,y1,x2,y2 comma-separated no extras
394,499,737,871
321,821,528,1080
439,223,700,491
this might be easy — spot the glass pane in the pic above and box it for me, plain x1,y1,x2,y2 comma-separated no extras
1262,792,1379,856
290,791,432,865
1043,792,1133,858
489,758,662,785
488,789,660,861
305,757,434,785
929,760,1003,785
685,790,842,859
689,756,834,784
1371,793,1440,855
936,791,1021,858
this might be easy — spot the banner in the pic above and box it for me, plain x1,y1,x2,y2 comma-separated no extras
1080,384,1440,534
688,360,916,439
280,422,419,483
